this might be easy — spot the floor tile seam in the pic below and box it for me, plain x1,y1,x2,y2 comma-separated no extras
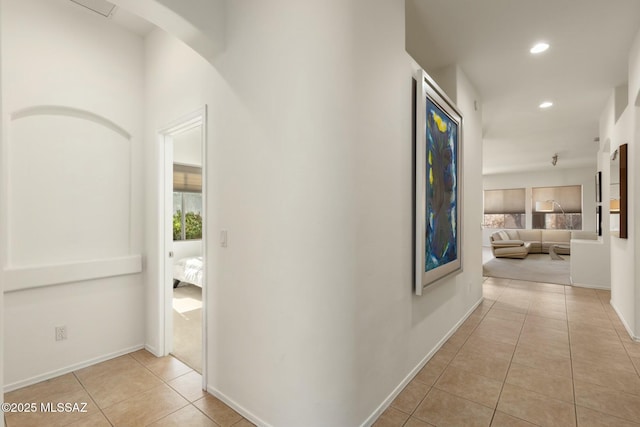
74,357,151,386
570,312,638,365
389,399,415,416
574,395,640,425
165,371,205,403
192,398,231,427
502,371,578,407
501,375,575,405
562,285,580,427
140,401,196,427
571,357,640,375
114,391,192,427
506,360,575,385
70,371,114,424
138,357,182,386
514,342,572,362
574,404,640,426
572,375,640,398
231,419,252,427
99,382,181,417
3,377,85,408
489,301,528,427
430,380,500,410
457,346,514,363
620,338,640,375
491,411,544,427
519,325,571,340
407,314,488,419
410,388,493,425
75,369,167,410
521,323,569,334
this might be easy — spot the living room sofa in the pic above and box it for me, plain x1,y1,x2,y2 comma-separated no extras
489,229,575,259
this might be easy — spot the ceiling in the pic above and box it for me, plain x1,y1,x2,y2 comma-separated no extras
406,0,640,175
68,0,156,36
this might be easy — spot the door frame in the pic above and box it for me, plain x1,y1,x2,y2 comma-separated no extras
157,106,208,388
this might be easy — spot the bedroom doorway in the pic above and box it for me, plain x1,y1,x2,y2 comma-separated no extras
159,107,207,377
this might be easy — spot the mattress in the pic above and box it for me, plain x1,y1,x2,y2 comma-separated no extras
173,256,203,287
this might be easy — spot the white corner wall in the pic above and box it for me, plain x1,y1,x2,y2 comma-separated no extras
1,0,145,389
0,2,4,418
630,27,640,338
144,0,483,425
603,26,640,339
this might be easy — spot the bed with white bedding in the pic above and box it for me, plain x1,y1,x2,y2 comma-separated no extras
173,256,203,287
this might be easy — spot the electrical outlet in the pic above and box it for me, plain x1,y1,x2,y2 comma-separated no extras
55,326,67,341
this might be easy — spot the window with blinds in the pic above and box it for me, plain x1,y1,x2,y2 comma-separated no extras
532,185,582,230
483,188,526,229
173,164,202,240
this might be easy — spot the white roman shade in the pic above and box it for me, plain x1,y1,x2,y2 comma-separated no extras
484,189,526,214
532,185,582,213
173,164,202,193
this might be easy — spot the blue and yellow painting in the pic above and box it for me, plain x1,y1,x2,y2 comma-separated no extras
425,98,458,272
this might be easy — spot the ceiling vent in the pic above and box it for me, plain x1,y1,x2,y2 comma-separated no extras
70,0,116,17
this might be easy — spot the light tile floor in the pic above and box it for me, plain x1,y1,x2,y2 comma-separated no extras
5,278,640,427
374,277,640,427
3,350,255,427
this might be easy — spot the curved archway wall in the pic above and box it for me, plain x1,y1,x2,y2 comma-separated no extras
144,2,484,426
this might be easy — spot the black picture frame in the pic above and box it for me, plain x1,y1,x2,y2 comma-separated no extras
595,171,602,203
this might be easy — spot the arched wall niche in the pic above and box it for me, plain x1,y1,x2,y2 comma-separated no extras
5,105,136,289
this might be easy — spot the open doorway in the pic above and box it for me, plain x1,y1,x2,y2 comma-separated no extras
159,107,207,377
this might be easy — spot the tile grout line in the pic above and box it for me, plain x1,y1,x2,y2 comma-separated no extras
565,285,578,427
77,353,208,427
71,371,114,427
132,353,218,427
400,289,497,426
567,288,640,425
598,291,640,379
487,279,531,427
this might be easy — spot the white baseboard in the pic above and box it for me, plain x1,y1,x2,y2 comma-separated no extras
145,343,161,357
569,279,610,290
206,386,272,427
3,344,145,393
359,297,485,427
609,300,639,342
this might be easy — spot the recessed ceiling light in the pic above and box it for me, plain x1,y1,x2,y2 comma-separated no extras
539,101,553,109
530,42,550,54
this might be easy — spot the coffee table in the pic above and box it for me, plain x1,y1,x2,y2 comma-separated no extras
549,244,570,260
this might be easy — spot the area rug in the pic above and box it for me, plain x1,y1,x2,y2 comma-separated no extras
482,254,570,285
172,284,202,373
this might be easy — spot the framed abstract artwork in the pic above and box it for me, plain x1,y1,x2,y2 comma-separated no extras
414,69,463,295
595,171,602,203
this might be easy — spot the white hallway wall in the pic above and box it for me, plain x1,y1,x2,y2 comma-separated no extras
0,4,4,421
145,1,483,425
605,27,640,339
633,29,640,341
1,0,145,389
